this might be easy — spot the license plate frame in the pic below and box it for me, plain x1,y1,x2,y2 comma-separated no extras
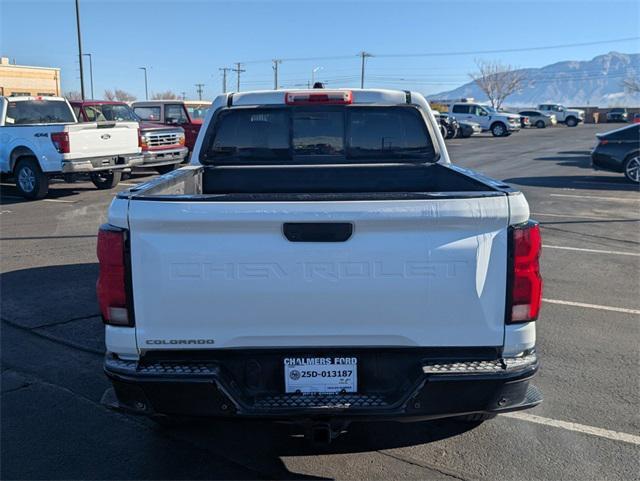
284,357,358,394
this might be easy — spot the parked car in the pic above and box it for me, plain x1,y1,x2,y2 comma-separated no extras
132,100,202,151
634,113,640,124
591,123,640,183
606,108,629,123
449,102,520,136
518,114,531,129
0,96,142,199
519,110,557,128
99,88,542,442
183,100,211,121
70,100,188,174
537,104,584,127
457,120,481,138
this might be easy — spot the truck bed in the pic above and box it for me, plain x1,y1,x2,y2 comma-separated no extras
122,163,515,201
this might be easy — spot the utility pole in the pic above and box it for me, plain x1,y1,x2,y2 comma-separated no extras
272,59,282,90
138,67,149,100
82,53,93,99
219,67,231,93
195,83,205,101
358,51,373,89
74,0,85,100
233,62,245,92
181,91,186,100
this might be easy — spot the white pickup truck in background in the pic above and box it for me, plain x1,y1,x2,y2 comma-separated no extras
99,89,542,443
449,101,521,136
538,103,585,127
0,96,142,199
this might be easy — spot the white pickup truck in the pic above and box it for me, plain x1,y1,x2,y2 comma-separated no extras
449,102,521,137
0,96,142,199
537,104,585,127
99,89,542,443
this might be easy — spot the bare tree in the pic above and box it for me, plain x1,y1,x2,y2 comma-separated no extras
622,77,640,94
63,91,83,101
151,90,178,100
469,60,527,109
104,89,136,102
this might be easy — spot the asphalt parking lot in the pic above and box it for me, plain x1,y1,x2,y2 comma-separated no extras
1,124,639,480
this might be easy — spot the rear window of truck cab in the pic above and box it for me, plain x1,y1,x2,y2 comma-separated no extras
6,100,76,124
200,105,437,164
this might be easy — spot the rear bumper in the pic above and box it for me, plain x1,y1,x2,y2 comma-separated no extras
104,349,541,421
140,147,188,167
591,151,623,172
61,153,143,173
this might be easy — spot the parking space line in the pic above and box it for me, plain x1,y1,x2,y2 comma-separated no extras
549,193,640,202
502,412,640,446
42,199,76,203
543,244,640,257
119,182,140,186
543,298,640,315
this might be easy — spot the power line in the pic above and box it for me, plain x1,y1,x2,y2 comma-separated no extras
232,37,640,65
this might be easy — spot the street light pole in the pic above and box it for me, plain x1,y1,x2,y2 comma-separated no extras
139,67,149,100
83,53,94,99
74,0,85,100
359,51,373,89
312,66,323,86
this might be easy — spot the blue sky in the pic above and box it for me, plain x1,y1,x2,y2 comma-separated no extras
1,0,639,100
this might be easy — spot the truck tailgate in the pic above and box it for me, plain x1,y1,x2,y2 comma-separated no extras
129,196,509,349
66,122,139,159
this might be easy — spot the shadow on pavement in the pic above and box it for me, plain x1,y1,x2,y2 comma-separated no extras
503,174,638,191
0,263,99,329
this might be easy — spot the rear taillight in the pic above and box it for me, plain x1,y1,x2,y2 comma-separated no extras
285,90,352,105
97,225,133,326
508,221,542,323
51,132,70,153
599,138,608,145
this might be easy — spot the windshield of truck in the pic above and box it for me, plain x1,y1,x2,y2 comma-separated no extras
85,104,138,122
200,106,437,164
5,100,76,125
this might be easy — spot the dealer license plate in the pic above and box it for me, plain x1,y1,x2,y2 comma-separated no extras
284,356,358,394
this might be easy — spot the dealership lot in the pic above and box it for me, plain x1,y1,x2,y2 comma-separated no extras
1,124,638,480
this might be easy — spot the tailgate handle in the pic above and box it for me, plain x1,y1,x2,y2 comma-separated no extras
283,223,353,242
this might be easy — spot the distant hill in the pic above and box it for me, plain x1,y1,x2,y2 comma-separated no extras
429,52,640,107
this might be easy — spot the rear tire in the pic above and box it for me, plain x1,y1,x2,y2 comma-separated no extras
445,125,457,139
14,157,49,200
565,116,578,127
90,171,122,190
623,154,640,184
535,120,546,128
491,122,507,137
156,164,178,175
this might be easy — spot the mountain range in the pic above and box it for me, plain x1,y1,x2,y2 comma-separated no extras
429,52,640,107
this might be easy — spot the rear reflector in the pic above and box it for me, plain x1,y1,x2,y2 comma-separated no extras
285,90,352,105
97,225,132,326
508,221,543,323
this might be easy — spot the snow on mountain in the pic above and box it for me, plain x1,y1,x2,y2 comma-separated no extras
428,52,640,106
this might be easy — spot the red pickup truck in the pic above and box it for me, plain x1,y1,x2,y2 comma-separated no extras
131,100,203,152
70,101,188,174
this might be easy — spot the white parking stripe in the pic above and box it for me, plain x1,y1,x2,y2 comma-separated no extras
502,412,640,446
543,298,640,315
549,193,640,202
543,244,640,257
42,199,76,203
